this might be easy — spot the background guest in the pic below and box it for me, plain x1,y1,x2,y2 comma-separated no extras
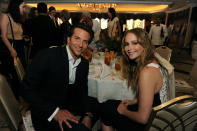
59,9,72,45
0,0,26,99
107,8,121,38
80,11,93,28
29,2,59,59
149,18,168,47
48,6,58,27
22,7,38,64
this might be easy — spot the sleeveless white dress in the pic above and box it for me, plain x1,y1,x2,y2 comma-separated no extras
146,63,170,103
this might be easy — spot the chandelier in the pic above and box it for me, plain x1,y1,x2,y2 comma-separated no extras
78,3,117,12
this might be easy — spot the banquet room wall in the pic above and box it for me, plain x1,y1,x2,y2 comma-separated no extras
167,6,197,55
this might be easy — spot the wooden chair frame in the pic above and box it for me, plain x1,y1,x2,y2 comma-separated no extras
145,95,197,131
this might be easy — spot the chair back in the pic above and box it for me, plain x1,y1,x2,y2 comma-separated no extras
0,74,22,131
155,46,172,62
145,95,197,131
14,57,25,81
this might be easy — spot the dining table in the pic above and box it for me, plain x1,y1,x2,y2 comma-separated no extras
87,55,136,103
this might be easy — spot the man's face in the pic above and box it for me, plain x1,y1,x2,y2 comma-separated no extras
67,28,90,60
50,9,56,18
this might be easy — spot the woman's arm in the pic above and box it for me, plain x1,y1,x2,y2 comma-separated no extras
121,98,138,106
117,67,162,124
0,14,17,58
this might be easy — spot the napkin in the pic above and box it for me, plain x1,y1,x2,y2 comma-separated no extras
100,64,111,79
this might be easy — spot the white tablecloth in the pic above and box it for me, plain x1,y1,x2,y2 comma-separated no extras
88,63,136,103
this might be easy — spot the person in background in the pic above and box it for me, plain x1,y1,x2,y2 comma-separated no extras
22,6,38,64
59,9,72,45
107,8,121,39
22,7,38,40
21,23,98,131
29,3,59,59
94,29,107,51
55,12,62,26
80,11,95,50
0,0,26,99
145,20,151,33
29,7,38,18
0,0,26,67
0,0,9,15
99,28,169,131
149,18,168,47
92,14,101,42
80,11,93,28
49,6,58,27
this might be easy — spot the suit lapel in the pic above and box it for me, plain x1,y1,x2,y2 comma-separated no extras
62,47,69,85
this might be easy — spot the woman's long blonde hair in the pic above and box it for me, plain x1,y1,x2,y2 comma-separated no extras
121,28,157,92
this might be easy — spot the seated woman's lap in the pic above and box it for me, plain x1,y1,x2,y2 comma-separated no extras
99,100,146,131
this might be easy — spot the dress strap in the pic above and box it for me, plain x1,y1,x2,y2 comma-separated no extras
146,63,159,68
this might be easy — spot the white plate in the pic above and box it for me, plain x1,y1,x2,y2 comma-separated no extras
89,69,94,75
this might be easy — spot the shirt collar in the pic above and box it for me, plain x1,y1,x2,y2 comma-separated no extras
66,45,81,65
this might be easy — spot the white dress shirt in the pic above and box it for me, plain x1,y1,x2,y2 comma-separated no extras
149,24,168,46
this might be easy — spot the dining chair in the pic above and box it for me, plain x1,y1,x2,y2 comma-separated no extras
0,103,10,131
155,52,175,99
145,95,197,131
0,74,22,130
0,74,34,131
155,46,172,62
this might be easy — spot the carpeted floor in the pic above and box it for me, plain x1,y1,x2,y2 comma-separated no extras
169,45,197,97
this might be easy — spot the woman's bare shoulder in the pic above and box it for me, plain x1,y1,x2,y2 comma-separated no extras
140,62,161,79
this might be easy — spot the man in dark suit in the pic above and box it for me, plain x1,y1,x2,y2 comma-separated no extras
29,2,59,59
21,23,95,131
48,6,58,27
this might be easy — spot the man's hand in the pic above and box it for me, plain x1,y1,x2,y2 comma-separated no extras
53,109,79,131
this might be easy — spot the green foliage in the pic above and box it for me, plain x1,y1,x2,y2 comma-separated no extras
104,36,122,55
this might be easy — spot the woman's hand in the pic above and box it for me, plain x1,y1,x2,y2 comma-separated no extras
10,48,17,58
117,102,128,115
117,99,138,116
54,109,79,131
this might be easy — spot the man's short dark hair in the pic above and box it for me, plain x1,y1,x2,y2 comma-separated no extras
37,2,47,13
49,6,56,12
69,23,94,44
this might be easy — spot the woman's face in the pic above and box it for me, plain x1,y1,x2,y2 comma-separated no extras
124,32,144,62
19,2,25,15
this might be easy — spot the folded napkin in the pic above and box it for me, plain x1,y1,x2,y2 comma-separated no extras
100,64,112,79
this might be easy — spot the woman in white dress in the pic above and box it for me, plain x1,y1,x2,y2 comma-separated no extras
107,8,121,38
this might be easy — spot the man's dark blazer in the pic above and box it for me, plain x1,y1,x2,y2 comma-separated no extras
21,46,90,127
29,14,60,58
